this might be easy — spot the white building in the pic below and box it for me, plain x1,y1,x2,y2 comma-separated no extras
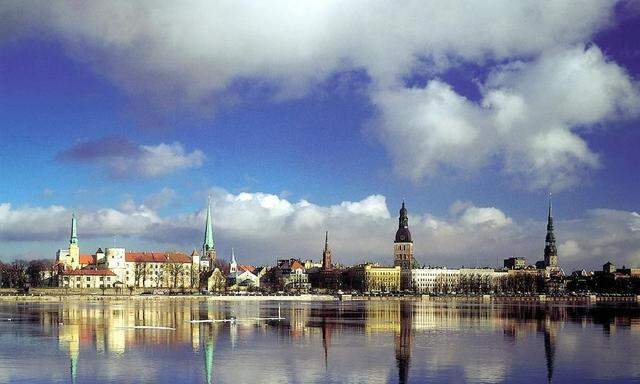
59,269,117,289
405,267,508,293
227,249,260,289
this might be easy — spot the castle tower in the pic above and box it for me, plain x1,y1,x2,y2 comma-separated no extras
544,194,558,271
202,196,217,268
68,212,80,270
394,201,414,270
322,231,332,270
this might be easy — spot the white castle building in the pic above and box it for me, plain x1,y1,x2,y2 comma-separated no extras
56,200,219,289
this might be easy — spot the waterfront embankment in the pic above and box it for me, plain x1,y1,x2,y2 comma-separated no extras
1,289,640,305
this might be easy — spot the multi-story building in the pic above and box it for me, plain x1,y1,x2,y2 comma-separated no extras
504,257,527,270
404,267,507,293
59,269,117,289
403,267,459,293
349,264,401,292
227,249,260,289
273,258,310,291
55,212,199,289
123,251,194,288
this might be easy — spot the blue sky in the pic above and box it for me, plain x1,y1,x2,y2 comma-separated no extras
1,1,639,270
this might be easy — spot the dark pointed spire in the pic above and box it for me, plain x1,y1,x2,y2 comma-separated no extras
544,193,558,269
322,231,332,270
324,231,329,252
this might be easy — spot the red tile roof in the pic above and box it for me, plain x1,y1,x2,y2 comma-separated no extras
290,260,304,270
238,265,256,273
125,251,191,264
79,254,96,265
63,269,116,276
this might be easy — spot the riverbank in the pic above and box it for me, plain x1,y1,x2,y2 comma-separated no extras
0,293,338,302
1,292,640,305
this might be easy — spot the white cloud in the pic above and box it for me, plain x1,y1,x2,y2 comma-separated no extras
3,190,638,271
3,2,636,189
3,1,615,101
458,206,512,228
143,187,177,210
373,45,640,190
57,138,205,179
110,142,204,178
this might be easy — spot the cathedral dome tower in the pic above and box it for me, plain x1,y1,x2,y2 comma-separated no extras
395,201,412,243
394,201,414,290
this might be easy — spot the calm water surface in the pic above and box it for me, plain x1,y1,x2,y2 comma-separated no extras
1,299,639,383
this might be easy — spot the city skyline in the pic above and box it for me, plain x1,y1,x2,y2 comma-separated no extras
1,2,640,270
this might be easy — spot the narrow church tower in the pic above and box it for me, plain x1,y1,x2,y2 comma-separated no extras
544,194,558,270
68,212,80,270
202,196,217,268
229,248,237,275
394,201,414,271
322,231,333,270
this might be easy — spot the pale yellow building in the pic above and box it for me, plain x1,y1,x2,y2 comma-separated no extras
351,264,401,292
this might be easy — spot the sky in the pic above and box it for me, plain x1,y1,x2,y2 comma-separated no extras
1,1,639,271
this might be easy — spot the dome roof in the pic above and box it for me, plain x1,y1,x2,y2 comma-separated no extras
395,227,412,243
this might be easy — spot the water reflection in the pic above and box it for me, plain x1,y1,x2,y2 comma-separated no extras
1,300,640,383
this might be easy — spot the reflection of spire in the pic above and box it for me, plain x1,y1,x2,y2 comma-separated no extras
544,326,556,383
395,302,413,384
321,316,333,371
204,330,215,384
538,316,556,384
70,353,77,384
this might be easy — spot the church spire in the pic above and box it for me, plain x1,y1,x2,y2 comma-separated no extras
322,231,332,270
324,231,329,252
70,212,78,245
203,196,215,252
544,193,558,269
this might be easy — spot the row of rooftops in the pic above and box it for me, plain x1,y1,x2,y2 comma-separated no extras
76,250,192,265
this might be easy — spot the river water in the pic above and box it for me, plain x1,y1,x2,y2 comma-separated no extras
1,299,639,383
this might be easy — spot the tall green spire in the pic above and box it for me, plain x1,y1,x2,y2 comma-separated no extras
203,196,215,252
70,212,78,245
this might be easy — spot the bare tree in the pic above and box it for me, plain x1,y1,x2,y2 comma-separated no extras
165,263,185,288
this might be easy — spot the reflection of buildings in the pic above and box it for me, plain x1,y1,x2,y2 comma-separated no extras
395,301,413,384
542,322,556,384
321,314,333,371
202,325,218,384
38,299,640,383
58,323,79,384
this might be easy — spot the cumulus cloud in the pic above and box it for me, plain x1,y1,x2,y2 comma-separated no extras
2,2,636,188
2,1,615,99
373,45,640,190
57,137,205,179
2,190,639,270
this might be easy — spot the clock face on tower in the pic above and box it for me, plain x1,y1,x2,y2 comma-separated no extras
400,235,405,241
